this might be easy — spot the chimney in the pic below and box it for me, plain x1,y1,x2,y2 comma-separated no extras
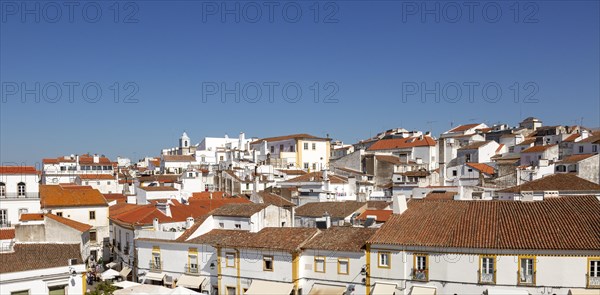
155,202,171,217
186,217,194,228
323,212,331,229
153,218,160,231
254,166,259,194
239,132,245,151
93,154,100,163
392,194,408,215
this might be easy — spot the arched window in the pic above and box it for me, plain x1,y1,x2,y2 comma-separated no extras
555,165,566,173
17,182,26,196
0,183,5,197
568,164,577,172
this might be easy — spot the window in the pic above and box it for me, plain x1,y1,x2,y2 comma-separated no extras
338,258,349,275
11,290,30,295
0,209,7,226
189,254,198,273
413,254,428,281
593,145,598,153
270,146,275,153
152,251,161,270
452,170,457,177
579,146,584,153
0,183,5,196
304,143,309,150
378,252,390,268
89,211,96,220
107,181,111,185
312,163,317,170
18,208,28,217
226,252,236,268
290,145,295,152
589,258,600,288
518,256,535,285
56,212,63,217
304,163,309,169
219,156,224,161
219,222,224,228
17,182,26,196
263,255,274,271
479,256,495,284
314,256,325,273
465,154,471,163
89,230,97,242
48,285,66,295
234,223,241,229
226,287,236,295
312,143,316,150
279,144,284,152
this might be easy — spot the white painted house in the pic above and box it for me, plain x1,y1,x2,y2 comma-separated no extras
0,166,41,227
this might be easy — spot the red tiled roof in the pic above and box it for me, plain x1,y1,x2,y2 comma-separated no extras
559,154,597,164
375,155,402,165
78,174,115,180
368,196,600,250
187,228,319,252
498,174,600,193
521,144,557,153
210,203,268,217
163,155,196,162
448,123,482,133
40,185,108,208
425,191,456,200
250,134,328,145
303,227,378,252
103,193,127,204
46,214,92,232
563,134,580,142
137,186,178,191
0,229,15,240
0,166,38,174
495,144,505,153
356,210,393,222
284,172,347,184
277,169,308,176
458,141,492,150
367,136,436,151
466,163,495,175
0,243,82,274
295,201,366,219
19,213,44,221
256,191,295,207
190,191,230,200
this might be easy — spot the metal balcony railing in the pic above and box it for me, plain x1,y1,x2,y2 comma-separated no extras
149,260,162,272
588,275,600,287
185,264,199,274
518,271,536,285
0,192,39,199
478,270,495,284
0,221,12,228
412,269,429,281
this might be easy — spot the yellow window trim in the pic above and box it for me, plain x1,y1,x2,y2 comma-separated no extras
152,246,160,253
337,258,349,275
478,255,497,285
587,256,600,289
263,255,274,272
413,253,429,281
314,256,326,273
377,251,391,269
225,252,236,268
517,255,537,286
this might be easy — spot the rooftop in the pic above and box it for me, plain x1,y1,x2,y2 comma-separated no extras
302,227,378,252
367,136,436,151
497,173,600,193
40,185,108,208
0,243,82,274
295,201,366,219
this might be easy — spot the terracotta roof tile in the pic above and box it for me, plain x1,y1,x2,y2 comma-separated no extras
303,227,377,252
46,214,92,232
559,154,597,164
0,229,15,240
466,163,495,175
188,228,319,252
368,196,600,250
367,136,436,151
190,191,230,200
103,193,127,204
210,203,268,217
521,144,557,153
138,175,180,184
163,155,196,162
19,213,45,221
0,166,38,174
458,141,492,150
137,186,178,191
40,185,108,208
498,174,600,193
77,174,115,180
375,155,402,165
0,243,82,273
356,210,393,222
256,191,295,207
283,172,347,184
448,123,482,133
295,201,366,219
425,191,456,200
366,201,392,210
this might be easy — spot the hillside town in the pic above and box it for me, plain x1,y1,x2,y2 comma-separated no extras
1,117,599,295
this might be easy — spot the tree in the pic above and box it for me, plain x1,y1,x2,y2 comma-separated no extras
87,281,117,295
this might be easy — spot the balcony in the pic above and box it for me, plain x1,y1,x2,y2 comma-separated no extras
149,260,162,272
0,221,12,228
478,270,495,284
0,192,39,199
185,264,199,275
124,246,129,256
518,271,535,285
412,269,429,281
588,275,600,288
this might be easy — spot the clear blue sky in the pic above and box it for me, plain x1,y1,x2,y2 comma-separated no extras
1,0,599,165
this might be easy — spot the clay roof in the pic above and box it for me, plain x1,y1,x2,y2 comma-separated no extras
250,134,328,145
0,166,38,174
40,185,108,208
0,229,15,240
19,213,45,221
77,174,115,180
521,144,557,153
190,191,230,200
0,243,82,274
375,155,402,165
497,174,600,193
46,214,92,232
366,201,392,210
458,141,492,150
465,163,495,175
303,227,378,252
163,155,195,162
138,175,180,183
448,123,482,133
425,191,456,200
579,134,600,143
137,186,178,192
367,136,436,151
103,193,127,204
559,154,597,164
256,191,295,207
356,210,393,222
210,203,268,217
368,196,600,251
188,228,319,252
277,169,308,176
284,172,347,184
295,201,366,219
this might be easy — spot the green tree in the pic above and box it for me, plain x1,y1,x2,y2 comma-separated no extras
87,281,117,295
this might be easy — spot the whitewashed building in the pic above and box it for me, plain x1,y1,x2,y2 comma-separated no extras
0,166,41,227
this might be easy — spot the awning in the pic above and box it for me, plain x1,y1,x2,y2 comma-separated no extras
308,284,347,295
569,290,600,295
176,274,207,290
106,262,118,269
119,266,131,278
372,283,397,295
486,288,529,295
113,281,141,289
245,280,294,295
410,286,436,295
100,269,120,281
145,272,166,282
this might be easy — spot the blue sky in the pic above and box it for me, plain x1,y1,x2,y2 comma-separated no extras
1,0,599,165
